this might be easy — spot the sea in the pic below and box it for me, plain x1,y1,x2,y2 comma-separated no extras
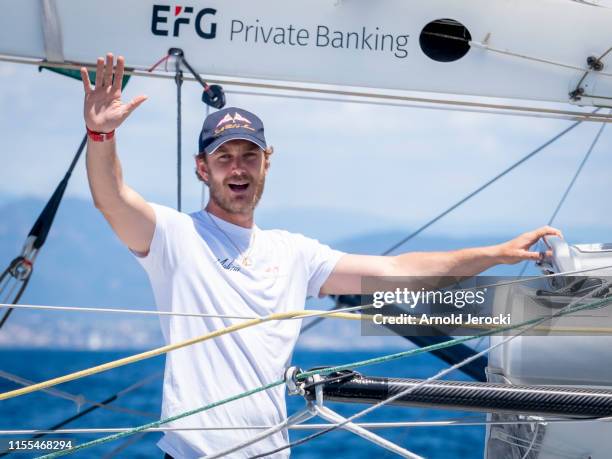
0,349,484,458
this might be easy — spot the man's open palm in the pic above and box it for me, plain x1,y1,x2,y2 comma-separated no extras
81,53,147,133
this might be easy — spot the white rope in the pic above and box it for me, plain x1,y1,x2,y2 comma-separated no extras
520,422,540,459
492,433,543,457
493,429,580,459
421,31,612,78
0,303,258,320
0,416,607,435
262,280,611,456
470,40,612,77
1,54,611,123
225,89,602,123
4,259,612,319
3,258,612,327
0,302,369,320
493,432,578,459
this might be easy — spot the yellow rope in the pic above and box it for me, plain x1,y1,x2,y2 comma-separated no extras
0,310,363,401
2,306,607,402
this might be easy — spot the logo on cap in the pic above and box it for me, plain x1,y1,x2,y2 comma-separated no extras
214,112,254,136
200,107,266,154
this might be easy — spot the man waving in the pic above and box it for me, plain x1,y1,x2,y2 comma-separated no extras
82,53,561,458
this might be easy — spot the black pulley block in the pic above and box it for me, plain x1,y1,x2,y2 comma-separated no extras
202,84,226,109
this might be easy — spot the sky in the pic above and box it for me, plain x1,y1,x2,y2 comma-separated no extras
1,59,612,244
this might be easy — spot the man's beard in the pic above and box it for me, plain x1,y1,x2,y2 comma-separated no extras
208,172,266,215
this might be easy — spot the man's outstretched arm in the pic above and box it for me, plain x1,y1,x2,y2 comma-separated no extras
321,226,562,295
83,53,153,254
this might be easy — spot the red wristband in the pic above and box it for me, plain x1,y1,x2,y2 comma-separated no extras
86,126,115,142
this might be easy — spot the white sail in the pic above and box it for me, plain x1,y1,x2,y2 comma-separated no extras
1,0,611,106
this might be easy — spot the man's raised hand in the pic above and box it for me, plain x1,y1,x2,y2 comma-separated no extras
81,53,147,133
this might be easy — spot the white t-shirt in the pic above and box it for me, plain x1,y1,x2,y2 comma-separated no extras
134,203,344,458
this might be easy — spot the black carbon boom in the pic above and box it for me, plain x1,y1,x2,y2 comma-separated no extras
305,371,612,418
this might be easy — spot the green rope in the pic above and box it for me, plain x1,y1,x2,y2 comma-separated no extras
297,335,480,380
38,294,612,458
299,293,612,379
38,380,284,459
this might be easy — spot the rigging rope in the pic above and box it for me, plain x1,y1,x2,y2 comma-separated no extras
301,111,601,345
382,109,600,255
0,373,160,457
5,258,612,317
518,114,608,275
37,293,612,458
547,120,607,226
520,423,540,459
570,46,612,101
0,303,259,320
146,48,225,211
0,134,87,329
3,55,612,123
0,302,365,321
251,284,611,457
0,369,155,418
2,415,605,435
423,31,612,77
2,299,610,333
303,262,612,377
38,380,287,459
226,89,603,123
174,53,183,212
423,28,612,107
0,310,362,402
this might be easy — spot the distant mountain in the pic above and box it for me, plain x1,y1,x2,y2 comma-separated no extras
256,206,400,244
0,191,18,204
0,197,154,309
1,196,610,349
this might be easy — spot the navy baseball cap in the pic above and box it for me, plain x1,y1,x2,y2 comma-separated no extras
199,107,267,155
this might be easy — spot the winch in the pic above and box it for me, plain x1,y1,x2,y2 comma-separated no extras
488,236,612,386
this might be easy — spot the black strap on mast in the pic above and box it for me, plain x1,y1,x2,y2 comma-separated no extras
173,51,184,212
0,135,87,329
167,48,226,212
